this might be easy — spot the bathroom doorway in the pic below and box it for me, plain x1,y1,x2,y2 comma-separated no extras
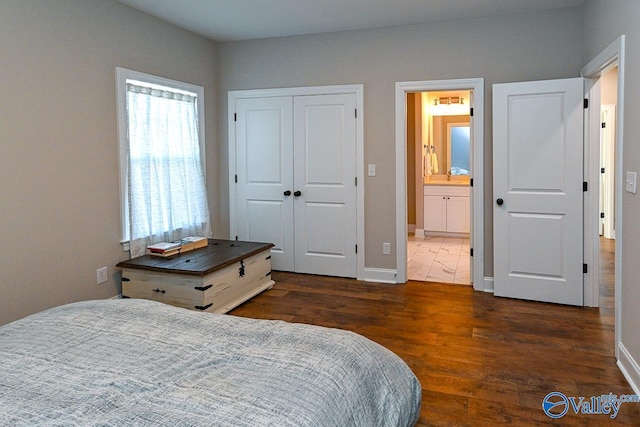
406,90,471,285
395,78,484,289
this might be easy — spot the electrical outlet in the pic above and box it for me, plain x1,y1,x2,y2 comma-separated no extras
97,267,108,284
382,242,391,255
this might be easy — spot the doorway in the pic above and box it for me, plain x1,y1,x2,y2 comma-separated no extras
395,78,484,289
598,67,618,328
406,90,471,284
581,36,624,360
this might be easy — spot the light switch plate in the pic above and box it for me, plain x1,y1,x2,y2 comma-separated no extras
626,171,637,194
368,164,376,177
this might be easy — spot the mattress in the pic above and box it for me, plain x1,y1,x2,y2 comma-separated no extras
0,298,421,426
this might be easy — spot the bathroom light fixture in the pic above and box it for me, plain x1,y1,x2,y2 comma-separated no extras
429,95,469,116
434,96,465,106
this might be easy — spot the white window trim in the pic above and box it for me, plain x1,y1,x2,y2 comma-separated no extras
115,67,206,245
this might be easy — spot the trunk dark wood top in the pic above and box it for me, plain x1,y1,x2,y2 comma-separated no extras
116,239,274,276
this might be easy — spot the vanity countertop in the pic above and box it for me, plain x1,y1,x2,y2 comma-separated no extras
423,179,470,187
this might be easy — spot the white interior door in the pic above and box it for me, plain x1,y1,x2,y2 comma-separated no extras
293,94,357,277
235,97,294,271
235,93,358,278
493,78,584,306
600,105,616,240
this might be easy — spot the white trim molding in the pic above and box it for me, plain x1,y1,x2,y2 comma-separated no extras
581,35,625,357
395,78,484,289
618,343,640,396
482,277,495,293
228,84,365,280
363,268,397,284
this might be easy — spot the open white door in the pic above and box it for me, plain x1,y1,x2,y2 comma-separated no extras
600,105,616,240
493,78,584,306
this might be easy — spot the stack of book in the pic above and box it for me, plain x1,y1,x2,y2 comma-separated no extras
178,236,209,252
147,237,208,257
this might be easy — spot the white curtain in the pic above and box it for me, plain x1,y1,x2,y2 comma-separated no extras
126,83,211,257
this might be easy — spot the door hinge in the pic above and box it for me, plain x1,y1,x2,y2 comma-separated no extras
470,248,474,257
355,177,358,186
583,263,588,274
355,244,358,254
600,212,605,219
602,122,606,128
234,113,237,122
470,178,473,187
584,98,589,109
235,174,238,183
583,182,588,192
470,107,474,117
355,108,357,119
601,167,605,174
235,235,238,241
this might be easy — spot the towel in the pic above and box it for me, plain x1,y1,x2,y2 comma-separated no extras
430,152,439,174
424,152,432,176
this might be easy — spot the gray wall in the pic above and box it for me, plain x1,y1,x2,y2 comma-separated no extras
0,0,218,325
217,8,583,271
583,0,640,388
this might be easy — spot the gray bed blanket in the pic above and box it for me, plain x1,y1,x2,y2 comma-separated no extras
0,299,421,426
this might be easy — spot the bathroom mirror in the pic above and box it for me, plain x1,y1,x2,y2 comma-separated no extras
448,123,470,175
426,114,471,179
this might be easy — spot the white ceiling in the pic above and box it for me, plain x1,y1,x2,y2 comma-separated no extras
116,0,585,42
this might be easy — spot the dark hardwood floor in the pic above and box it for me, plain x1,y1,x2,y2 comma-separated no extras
230,238,639,425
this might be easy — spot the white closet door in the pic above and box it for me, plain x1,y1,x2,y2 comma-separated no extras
493,78,584,305
235,97,294,271
293,94,357,277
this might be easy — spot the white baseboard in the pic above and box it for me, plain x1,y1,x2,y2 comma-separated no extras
480,276,494,293
415,228,425,237
408,224,416,233
424,231,470,238
618,342,640,395
363,268,398,284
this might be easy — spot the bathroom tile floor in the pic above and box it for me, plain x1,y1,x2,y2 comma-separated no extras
407,235,470,285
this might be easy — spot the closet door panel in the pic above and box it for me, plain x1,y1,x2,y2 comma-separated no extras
293,94,357,277
235,97,294,271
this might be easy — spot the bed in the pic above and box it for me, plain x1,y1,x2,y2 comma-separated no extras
0,299,421,426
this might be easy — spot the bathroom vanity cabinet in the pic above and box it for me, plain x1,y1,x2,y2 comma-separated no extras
423,185,470,235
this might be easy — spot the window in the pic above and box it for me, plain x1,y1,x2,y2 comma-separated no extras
116,68,211,257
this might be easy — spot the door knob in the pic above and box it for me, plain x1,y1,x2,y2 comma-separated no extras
496,198,504,206
284,190,292,196
294,191,302,197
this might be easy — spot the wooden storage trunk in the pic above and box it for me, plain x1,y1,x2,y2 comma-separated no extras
116,239,274,313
